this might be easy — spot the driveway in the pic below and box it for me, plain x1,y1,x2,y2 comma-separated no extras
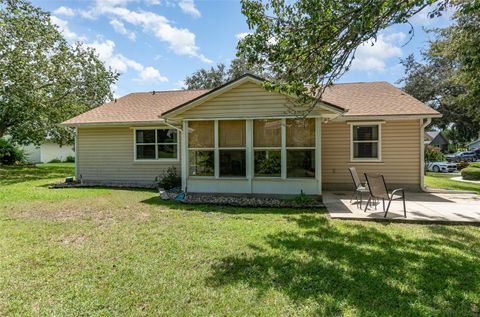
324,191,480,224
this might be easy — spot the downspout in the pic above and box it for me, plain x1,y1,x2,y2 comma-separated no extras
74,127,79,182
420,117,432,192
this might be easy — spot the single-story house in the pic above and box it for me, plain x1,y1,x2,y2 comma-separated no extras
22,141,75,163
468,137,480,151
424,130,449,153
62,74,441,197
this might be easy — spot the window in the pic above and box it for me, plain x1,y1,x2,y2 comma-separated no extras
286,119,315,178
135,129,178,160
219,120,246,177
253,119,281,177
188,121,214,176
351,124,380,160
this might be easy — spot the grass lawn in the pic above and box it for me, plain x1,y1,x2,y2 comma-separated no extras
1,164,479,316
425,172,480,194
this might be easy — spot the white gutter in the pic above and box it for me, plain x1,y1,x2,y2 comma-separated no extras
420,117,432,192
160,119,183,133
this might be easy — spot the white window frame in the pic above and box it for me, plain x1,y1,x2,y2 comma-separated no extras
133,128,180,162
252,119,282,178
285,118,316,179
349,122,382,162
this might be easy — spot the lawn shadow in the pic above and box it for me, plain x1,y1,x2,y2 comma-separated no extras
207,215,480,315
0,165,74,185
141,196,326,215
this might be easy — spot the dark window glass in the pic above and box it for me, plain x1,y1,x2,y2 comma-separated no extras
287,149,315,178
353,143,378,158
189,151,214,176
254,150,281,177
157,129,177,143
136,130,155,143
219,150,246,177
353,126,378,141
158,145,177,159
136,145,155,159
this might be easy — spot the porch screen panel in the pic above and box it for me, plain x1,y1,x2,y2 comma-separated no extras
286,118,315,178
253,119,282,177
188,121,214,176
218,120,246,177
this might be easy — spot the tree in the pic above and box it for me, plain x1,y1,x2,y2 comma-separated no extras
238,0,454,115
184,53,270,90
398,1,480,144
0,0,118,145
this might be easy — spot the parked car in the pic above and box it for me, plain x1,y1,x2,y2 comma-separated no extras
472,148,480,160
451,151,477,162
427,161,458,173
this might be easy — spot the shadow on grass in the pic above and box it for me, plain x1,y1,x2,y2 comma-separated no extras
207,214,480,315
141,196,326,215
0,164,74,185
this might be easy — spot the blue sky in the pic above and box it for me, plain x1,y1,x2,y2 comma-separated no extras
33,0,454,97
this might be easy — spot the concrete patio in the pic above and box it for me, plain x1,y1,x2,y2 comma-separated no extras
324,191,480,224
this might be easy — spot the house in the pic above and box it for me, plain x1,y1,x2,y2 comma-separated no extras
468,138,480,151
62,74,441,196
22,141,75,163
424,130,449,153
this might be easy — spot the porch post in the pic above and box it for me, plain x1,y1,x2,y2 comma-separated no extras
315,118,322,195
181,120,188,191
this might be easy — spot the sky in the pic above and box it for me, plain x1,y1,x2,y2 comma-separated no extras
32,0,455,98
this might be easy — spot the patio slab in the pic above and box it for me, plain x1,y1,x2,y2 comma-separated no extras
324,191,480,224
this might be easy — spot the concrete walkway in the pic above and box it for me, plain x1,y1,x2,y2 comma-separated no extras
324,191,480,224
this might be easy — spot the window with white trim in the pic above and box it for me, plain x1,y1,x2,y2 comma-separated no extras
135,129,178,160
253,119,281,177
286,118,316,178
188,121,215,176
219,120,246,177
351,124,380,160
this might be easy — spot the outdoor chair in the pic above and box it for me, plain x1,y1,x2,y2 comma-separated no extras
348,167,370,208
363,173,406,218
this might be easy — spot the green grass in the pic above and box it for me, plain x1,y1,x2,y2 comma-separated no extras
425,172,480,194
0,164,479,316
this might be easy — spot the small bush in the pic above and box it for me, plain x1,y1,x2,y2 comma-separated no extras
65,155,75,163
293,190,314,205
157,166,181,190
469,162,480,169
461,167,480,181
457,161,470,170
425,145,445,162
49,158,62,163
0,139,26,165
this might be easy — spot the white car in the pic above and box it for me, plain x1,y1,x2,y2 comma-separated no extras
427,161,457,173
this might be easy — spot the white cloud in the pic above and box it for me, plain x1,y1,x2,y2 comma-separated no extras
235,32,251,41
110,19,136,41
178,0,201,18
136,66,168,82
409,3,455,26
50,16,87,42
87,40,168,83
101,6,212,63
54,6,75,17
351,33,405,72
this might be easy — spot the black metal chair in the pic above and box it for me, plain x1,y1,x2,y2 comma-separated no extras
348,167,370,208
364,173,407,218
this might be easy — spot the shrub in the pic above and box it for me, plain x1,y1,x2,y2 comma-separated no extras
425,145,445,162
457,161,470,170
461,167,480,181
49,158,62,163
293,190,314,205
157,166,181,190
469,162,480,169
65,155,75,163
0,139,26,165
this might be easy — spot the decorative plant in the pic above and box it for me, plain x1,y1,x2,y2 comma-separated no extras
293,190,314,205
157,166,181,190
461,164,480,181
0,139,26,165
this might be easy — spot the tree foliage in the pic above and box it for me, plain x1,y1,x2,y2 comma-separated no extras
238,0,452,114
184,54,269,90
399,1,480,144
0,0,118,145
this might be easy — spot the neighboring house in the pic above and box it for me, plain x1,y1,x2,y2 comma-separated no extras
22,142,75,163
62,74,440,196
424,130,449,153
468,138,480,151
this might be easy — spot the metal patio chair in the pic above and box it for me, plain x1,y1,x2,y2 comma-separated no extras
363,173,407,218
348,167,370,209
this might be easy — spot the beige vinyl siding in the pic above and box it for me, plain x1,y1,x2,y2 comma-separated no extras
322,120,421,190
175,81,334,119
77,127,179,186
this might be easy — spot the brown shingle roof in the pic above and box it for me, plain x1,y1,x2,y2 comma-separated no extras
321,81,439,117
63,80,439,126
62,89,210,125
